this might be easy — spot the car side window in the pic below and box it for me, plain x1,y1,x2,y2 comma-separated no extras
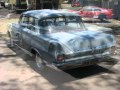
27,17,39,32
39,20,48,34
39,19,53,34
94,8,101,11
28,17,35,25
21,16,29,24
85,8,92,11
83,7,93,11
39,19,54,27
27,17,37,32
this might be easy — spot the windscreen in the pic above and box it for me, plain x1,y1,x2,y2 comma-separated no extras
39,16,86,34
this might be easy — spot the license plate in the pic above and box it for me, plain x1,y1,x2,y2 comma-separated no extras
82,59,99,65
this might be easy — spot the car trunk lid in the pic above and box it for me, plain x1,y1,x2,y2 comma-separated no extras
49,30,115,53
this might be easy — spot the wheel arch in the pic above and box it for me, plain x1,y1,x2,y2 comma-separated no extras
48,42,61,52
98,13,107,20
48,42,64,56
48,43,56,53
30,47,41,56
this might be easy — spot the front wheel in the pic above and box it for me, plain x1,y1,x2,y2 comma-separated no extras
35,53,45,70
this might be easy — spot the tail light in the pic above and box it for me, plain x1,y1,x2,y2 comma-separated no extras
110,46,116,55
57,55,65,62
105,46,116,55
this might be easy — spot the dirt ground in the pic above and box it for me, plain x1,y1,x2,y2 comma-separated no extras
0,14,120,90
0,38,120,90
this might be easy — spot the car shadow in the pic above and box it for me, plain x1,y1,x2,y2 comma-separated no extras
63,65,114,79
7,44,118,85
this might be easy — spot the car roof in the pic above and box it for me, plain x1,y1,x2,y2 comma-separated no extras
22,9,80,19
83,6,100,9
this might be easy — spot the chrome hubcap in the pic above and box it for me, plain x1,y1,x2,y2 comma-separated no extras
36,54,44,69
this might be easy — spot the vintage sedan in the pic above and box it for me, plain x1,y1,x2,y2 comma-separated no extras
8,9,116,69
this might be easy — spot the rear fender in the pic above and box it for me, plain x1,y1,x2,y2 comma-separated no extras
30,47,41,57
48,42,64,56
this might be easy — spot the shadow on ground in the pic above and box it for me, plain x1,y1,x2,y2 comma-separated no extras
7,42,118,82
6,43,119,90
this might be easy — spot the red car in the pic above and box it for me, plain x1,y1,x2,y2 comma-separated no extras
69,6,113,20
71,0,80,7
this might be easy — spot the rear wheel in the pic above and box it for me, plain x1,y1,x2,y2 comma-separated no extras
98,14,107,21
35,53,45,70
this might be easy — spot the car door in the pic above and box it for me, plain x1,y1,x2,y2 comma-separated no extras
85,8,93,17
30,19,52,52
80,7,93,18
21,16,47,52
9,16,23,46
21,16,35,50
16,15,29,48
25,17,46,52
93,8,102,18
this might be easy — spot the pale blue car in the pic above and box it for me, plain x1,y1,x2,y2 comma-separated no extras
8,9,116,69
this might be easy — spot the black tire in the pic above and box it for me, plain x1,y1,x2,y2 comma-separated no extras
98,14,107,21
35,53,45,70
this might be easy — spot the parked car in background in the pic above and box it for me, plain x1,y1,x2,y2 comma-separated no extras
69,6,115,20
8,9,116,70
71,0,80,7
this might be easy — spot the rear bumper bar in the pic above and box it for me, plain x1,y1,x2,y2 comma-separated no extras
53,52,111,68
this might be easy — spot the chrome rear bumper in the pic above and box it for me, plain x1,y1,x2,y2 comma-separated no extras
53,52,111,68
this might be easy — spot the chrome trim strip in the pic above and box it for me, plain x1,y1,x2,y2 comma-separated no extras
65,52,110,62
